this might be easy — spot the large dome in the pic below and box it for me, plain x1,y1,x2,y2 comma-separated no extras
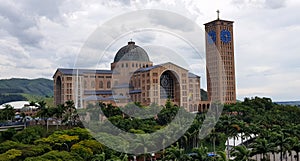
113,41,150,63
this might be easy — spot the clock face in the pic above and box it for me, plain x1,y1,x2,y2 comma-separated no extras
221,29,231,43
208,30,216,44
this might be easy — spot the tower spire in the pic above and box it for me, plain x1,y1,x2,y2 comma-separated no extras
217,10,220,20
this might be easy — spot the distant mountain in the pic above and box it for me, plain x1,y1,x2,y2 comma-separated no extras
275,101,300,107
0,78,53,96
0,78,53,105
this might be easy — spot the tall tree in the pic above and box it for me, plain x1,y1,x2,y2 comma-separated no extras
163,143,191,161
231,145,254,161
251,137,276,161
64,100,76,126
2,104,15,121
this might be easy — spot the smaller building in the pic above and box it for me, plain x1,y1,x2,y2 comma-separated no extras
0,101,38,116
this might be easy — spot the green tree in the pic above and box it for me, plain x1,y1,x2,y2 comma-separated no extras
54,104,66,121
192,145,210,161
64,100,77,126
250,138,275,161
12,126,45,144
36,100,53,129
231,145,254,161
0,140,51,159
274,131,292,161
0,149,22,161
75,140,104,155
217,115,239,158
0,128,16,141
24,150,83,161
34,132,79,150
163,143,191,161
1,104,15,121
71,143,93,160
291,137,300,161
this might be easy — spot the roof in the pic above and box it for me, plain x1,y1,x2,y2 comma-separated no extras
204,19,234,26
83,95,129,101
129,89,142,94
114,41,150,63
55,68,114,76
0,101,37,109
188,72,200,78
83,95,105,101
84,89,142,96
112,84,133,89
135,64,161,72
84,90,113,95
135,62,188,73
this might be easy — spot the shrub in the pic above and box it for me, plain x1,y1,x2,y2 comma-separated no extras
24,150,83,161
12,126,45,144
0,149,22,161
71,144,93,160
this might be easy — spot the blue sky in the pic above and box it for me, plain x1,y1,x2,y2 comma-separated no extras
0,0,299,101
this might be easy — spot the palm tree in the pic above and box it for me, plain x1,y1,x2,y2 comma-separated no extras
208,128,218,154
250,138,276,161
64,100,76,126
36,100,55,131
2,104,15,121
291,137,300,161
163,143,191,161
274,131,292,161
181,132,190,150
54,104,66,120
192,145,209,161
231,145,254,161
217,150,229,161
267,131,280,161
217,115,239,158
37,101,49,123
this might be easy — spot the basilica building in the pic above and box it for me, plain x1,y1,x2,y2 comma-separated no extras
53,41,204,112
53,16,236,112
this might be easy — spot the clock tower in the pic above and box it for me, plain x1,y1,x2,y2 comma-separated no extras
204,11,236,104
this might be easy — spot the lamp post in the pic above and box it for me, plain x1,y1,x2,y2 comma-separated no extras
62,143,69,151
151,153,156,161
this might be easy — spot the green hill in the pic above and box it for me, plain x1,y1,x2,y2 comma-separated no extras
0,78,53,105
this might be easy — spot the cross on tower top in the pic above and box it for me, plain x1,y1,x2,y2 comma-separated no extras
217,10,220,20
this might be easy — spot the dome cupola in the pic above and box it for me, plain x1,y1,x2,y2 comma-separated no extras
113,41,150,63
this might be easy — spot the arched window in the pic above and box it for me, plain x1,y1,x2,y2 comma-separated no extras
107,81,111,88
55,76,62,104
91,81,95,88
160,72,175,99
189,104,193,112
84,80,87,88
99,81,103,88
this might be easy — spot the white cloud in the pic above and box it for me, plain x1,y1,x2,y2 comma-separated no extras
0,0,299,101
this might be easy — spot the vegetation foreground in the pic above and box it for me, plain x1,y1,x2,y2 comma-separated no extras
0,97,300,161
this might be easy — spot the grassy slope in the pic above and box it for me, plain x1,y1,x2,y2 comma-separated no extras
0,78,53,96
0,78,54,106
